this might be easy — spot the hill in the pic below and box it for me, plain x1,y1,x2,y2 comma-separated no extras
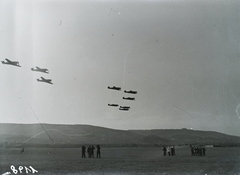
129,129,240,146
0,123,168,147
0,124,239,147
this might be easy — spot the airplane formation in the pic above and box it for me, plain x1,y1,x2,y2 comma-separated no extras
2,58,138,112
108,86,137,111
1,58,53,85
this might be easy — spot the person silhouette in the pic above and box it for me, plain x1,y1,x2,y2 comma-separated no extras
167,146,171,156
87,145,91,158
82,145,86,158
163,146,167,156
91,145,95,158
97,145,101,158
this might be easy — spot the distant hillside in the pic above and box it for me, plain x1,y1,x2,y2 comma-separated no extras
129,129,240,146
0,124,168,147
0,124,239,147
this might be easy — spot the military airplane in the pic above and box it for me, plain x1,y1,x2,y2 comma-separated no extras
120,106,130,109
123,97,135,100
1,59,21,67
31,66,49,73
108,104,119,107
37,77,53,84
119,108,129,111
124,90,137,94
108,86,121,91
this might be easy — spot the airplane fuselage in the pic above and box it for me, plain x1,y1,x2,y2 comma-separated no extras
37,78,53,84
120,106,130,109
2,61,20,67
108,104,119,107
119,108,129,111
124,90,137,94
123,97,135,100
31,67,49,73
108,86,121,90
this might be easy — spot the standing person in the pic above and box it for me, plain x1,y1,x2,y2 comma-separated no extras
194,147,198,156
91,145,95,158
203,146,206,156
171,146,174,156
163,146,167,156
87,145,91,158
167,146,171,156
172,146,175,156
82,145,86,158
97,145,101,158
190,145,194,156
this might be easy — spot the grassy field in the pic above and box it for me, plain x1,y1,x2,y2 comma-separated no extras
0,146,240,175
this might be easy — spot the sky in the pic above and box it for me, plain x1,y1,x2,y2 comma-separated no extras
0,0,240,136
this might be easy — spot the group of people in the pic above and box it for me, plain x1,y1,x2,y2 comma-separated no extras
163,145,207,156
81,145,101,158
163,146,176,156
190,145,206,156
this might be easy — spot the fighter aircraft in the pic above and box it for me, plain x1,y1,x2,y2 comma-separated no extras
123,97,135,100
119,106,130,109
37,77,53,84
1,58,21,67
119,108,129,111
31,66,49,73
108,86,121,91
124,90,137,94
108,104,119,107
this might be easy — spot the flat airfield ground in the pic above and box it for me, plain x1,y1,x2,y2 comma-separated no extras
0,147,240,175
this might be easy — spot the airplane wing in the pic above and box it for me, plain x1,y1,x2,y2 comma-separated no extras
5,58,11,62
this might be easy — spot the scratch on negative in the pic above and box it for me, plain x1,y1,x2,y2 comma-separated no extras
108,8,112,16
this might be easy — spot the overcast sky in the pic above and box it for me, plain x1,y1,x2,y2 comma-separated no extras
0,0,240,136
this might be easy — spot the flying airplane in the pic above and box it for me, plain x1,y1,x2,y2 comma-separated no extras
123,97,135,100
120,106,130,109
119,108,129,111
108,104,119,107
124,90,137,94
31,66,49,73
37,77,53,84
1,58,21,67
108,86,121,91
